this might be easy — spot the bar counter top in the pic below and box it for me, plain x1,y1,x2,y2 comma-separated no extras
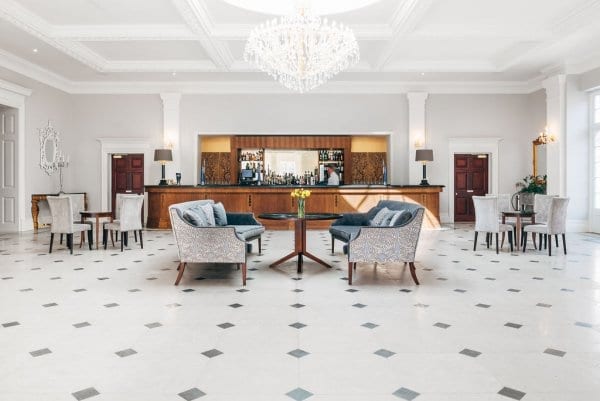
145,184,443,229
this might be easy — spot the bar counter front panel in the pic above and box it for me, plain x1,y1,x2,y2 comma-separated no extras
146,185,443,230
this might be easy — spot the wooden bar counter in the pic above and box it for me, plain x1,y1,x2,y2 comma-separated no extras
146,185,444,230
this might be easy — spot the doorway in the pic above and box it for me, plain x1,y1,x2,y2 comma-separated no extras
0,105,18,232
454,154,489,222
111,154,144,217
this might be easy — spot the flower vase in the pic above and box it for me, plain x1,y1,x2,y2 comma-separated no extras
297,198,305,218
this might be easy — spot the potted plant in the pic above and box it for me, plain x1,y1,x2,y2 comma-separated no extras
514,175,546,210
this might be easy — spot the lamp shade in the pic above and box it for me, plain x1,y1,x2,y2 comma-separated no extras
154,149,172,162
415,149,433,162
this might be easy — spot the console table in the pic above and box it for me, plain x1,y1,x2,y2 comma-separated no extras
31,192,87,231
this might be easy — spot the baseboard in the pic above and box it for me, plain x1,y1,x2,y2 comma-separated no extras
567,219,588,232
440,213,452,224
20,218,34,232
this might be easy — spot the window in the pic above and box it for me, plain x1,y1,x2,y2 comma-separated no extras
593,94,600,208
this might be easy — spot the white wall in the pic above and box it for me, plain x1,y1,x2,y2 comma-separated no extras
426,94,544,221
180,94,409,184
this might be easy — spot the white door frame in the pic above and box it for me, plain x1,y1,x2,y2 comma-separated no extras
96,138,153,216
0,79,31,231
447,137,501,223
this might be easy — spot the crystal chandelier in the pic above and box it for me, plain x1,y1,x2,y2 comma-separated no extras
244,8,360,93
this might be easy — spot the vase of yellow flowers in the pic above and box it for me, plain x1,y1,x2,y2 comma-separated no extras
291,188,311,218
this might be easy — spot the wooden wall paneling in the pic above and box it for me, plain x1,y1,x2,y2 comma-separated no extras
201,152,232,184
351,153,386,184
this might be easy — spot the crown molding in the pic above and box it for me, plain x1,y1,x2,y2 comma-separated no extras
62,79,540,95
0,49,72,93
172,0,234,69
383,60,498,72
52,24,196,41
211,23,394,41
105,60,217,72
0,78,32,97
375,0,435,70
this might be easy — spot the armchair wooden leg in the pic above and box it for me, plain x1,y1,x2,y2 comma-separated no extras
134,230,138,243
473,231,478,251
103,228,108,249
348,262,353,285
79,231,85,248
110,230,115,247
409,262,420,285
60,233,63,244
242,262,247,286
522,232,528,252
124,232,129,247
139,230,143,249
548,235,552,256
120,232,125,252
486,233,490,248
331,235,335,254
49,233,54,253
555,234,559,247
532,233,537,249
508,231,513,252
258,237,262,255
174,262,186,285
562,234,567,254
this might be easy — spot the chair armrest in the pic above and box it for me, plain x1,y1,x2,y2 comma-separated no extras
331,213,369,226
226,212,261,225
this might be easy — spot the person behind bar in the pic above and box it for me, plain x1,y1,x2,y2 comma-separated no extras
326,164,340,186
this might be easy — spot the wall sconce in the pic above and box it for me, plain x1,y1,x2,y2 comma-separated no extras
415,148,433,186
154,148,173,186
536,128,556,144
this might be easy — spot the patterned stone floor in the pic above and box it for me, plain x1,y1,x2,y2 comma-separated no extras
1,226,600,401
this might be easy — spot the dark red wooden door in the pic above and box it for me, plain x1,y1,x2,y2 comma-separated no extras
454,154,488,222
111,154,144,217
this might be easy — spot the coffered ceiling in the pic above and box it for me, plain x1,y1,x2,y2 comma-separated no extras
1,0,600,93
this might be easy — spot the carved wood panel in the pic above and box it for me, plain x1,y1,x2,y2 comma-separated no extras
351,153,387,184
201,152,232,184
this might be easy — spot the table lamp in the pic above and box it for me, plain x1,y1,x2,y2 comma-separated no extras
415,149,433,186
154,149,173,186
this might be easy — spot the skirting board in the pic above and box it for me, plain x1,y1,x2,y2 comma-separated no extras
440,215,589,233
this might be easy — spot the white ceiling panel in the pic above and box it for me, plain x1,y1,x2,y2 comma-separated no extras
420,0,590,32
0,20,95,79
82,40,210,61
17,0,184,25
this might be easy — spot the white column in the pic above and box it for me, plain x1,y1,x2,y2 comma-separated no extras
160,93,182,180
407,92,429,184
542,75,566,196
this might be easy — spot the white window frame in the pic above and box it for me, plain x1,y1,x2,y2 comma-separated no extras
589,91,600,232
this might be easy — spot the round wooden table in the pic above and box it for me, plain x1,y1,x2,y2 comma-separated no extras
258,213,341,273
80,211,112,249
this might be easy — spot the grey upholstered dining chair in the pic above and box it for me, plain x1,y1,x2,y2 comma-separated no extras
522,197,569,256
103,194,144,251
473,196,514,254
47,196,93,254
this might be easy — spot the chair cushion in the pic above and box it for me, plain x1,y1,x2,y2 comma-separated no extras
199,203,216,226
183,208,208,227
212,202,228,226
329,226,363,242
231,225,265,240
523,224,548,233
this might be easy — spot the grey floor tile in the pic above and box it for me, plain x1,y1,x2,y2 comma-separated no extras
286,387,313,401
498,386,526,400
29,348,52,357
71,387,100,400
178,387,206,400
393,386,420,400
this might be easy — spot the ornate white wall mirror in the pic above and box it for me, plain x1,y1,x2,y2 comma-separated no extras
39,121,60,176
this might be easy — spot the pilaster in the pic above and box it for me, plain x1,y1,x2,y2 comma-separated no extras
407,92,429,184
160,93,182,181
542,75,566,196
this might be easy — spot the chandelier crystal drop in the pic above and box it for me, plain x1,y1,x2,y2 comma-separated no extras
244,10,360,93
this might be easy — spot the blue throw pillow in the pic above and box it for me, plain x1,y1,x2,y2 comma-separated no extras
212,202,228,226
369,207,390,226
183,208,208,227
390,210,412,226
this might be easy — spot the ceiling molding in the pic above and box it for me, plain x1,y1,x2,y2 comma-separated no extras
211,23,394,41
0,49,72,93
52,24,196,41
228,60,373,73
382,60,499,72
375,0,435,70
172,0,234,69
106,60,217,72
552,0,600,35
0,78,32,97
63,79,540,95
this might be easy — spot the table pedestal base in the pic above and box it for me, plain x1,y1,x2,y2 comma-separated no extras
269,219,332,273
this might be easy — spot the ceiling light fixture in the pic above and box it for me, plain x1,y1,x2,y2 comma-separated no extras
244,4,359,93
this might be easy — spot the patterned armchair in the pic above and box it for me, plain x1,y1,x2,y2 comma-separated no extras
169,201,254,286
331,201,425,285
